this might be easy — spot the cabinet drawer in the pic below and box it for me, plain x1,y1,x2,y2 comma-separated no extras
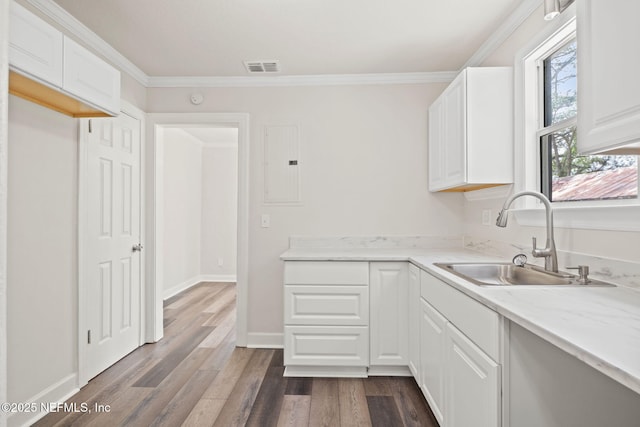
421,270,500,361
284,326,369,366
285,261,369,285
284,285,368,326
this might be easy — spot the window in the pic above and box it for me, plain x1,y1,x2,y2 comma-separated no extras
537,35,638,202
513,6,640,231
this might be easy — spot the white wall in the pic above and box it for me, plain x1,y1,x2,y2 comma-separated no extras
201,145,237,278
163,129,203,295
7,96,77,404
147,83,464,340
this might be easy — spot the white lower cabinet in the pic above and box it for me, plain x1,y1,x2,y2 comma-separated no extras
419,270,502,427
369,262,409,371
420,298,446,425
283,260,502,425
408,264,421,378
283,261,370,377
283,260,410,377
446,323,500,427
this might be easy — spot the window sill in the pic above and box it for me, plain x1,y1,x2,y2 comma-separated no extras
513,203,640,232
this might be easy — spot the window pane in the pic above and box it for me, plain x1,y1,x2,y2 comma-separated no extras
543,40,577,126
541,126,638,202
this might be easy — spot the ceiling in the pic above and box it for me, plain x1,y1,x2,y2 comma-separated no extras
49,0,525,78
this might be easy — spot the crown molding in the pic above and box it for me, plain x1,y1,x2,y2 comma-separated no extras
462,0,542,69
24,0,540,89
146,72,458,88
25,0,149,86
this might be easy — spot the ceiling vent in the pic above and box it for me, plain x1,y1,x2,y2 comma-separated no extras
244,60,281,74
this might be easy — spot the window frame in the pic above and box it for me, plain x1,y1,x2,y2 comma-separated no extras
509,2,640,231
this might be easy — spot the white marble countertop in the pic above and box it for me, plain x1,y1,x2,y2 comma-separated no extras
280,247,640,395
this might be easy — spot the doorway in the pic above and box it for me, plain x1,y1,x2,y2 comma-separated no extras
161,126,238,298
147,113,250,346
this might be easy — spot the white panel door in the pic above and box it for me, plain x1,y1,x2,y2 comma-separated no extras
369,262,408,366
85,113,141,380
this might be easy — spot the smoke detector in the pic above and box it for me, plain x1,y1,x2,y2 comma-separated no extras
243,60,281,74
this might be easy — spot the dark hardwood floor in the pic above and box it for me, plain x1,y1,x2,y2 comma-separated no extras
35,282,439,427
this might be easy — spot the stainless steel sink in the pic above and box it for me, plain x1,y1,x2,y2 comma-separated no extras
434,262,615,287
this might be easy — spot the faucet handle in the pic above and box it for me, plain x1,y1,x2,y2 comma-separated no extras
532,236,537,251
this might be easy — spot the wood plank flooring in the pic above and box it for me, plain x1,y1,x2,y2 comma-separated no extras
35,282,439,427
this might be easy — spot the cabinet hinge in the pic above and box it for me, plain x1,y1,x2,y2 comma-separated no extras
87,330,91,344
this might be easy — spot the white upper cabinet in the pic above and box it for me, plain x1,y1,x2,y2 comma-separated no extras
9,1,63,86
8,1,120,117
577,0,640,154
428,67,513,192
63,36,121,116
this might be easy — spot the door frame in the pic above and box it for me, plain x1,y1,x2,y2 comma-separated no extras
146,113,249,346
77,100,146,386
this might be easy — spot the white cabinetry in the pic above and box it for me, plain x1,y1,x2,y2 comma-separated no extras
283,261,370,377
283,260,411,377
446,323,500,427
428,67,513,192
420,298,446,425
369,262,409,374
577,0,640,154
62,36,121,116
419,270,501,427
9,2,120,117
408,263,421,378
8,1,63,86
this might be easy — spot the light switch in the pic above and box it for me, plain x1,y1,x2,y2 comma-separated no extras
261,214,270,228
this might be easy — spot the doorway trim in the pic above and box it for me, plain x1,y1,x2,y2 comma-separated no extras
146,113,249,346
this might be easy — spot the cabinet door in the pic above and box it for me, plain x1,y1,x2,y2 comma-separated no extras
443,72,466,187
578,0,640,154
369,262,408,366
420,298,446,425
9,2,63,86
408,264,420,378
63,36,120,116
446,323,500,427
428,97,445,191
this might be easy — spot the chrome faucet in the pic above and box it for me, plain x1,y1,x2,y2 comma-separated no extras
496,191,558,273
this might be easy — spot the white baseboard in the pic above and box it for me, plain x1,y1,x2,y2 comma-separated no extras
199,274,237,283
163,275,238,301
8,373,78,427
163,276,202,300
246,332,283,349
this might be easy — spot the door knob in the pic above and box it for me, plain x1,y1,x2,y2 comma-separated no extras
132,243,143,252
